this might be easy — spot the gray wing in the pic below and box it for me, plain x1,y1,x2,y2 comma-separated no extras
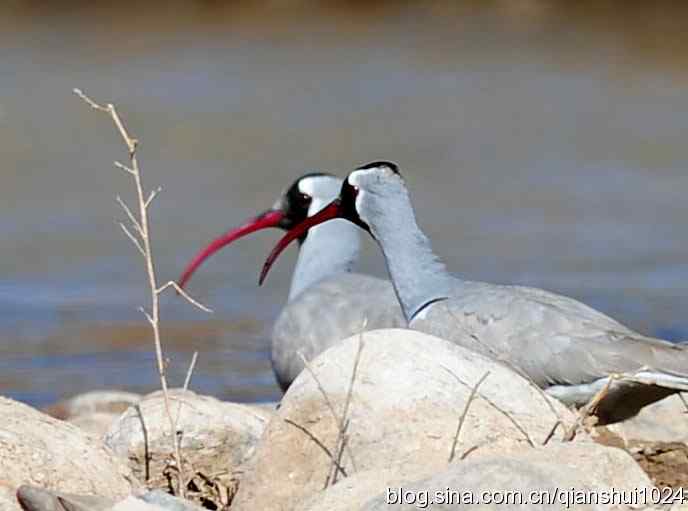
413,281,688,422
271,273,406,390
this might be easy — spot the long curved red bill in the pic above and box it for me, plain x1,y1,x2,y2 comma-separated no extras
178,209,284,289
259,199,342,285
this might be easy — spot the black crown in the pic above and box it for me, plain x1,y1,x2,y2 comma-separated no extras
356,160,400,175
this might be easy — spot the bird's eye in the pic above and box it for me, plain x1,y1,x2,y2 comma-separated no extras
300,192,311,203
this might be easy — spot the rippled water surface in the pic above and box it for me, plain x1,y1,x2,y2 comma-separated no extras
1,2,688,407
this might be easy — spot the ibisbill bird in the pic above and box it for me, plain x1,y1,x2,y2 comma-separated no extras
179,172,404,391
260,161,688,423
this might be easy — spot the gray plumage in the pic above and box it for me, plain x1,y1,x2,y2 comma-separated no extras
346,163,688,423
179,173,404,392
272,175,405,391
273,272,404,390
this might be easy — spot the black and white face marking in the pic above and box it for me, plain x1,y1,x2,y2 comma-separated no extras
180,171,342,289
338,178,368,232
259,161,403,284
339,160,403,233
277,172,340,231
355,160,400,174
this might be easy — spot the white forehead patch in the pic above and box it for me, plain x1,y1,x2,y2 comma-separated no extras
348,167,374,187
349,165,398,188
297,176,317,197
297,174,342,200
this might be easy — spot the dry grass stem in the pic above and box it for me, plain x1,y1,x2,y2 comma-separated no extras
502,360,563,422
183,351,199,391
442,365,535,447
460,444,481,460
297,351,360,484
329,326,365,485
678,393,688,413
295,320,366,487
496,359,568,444
563,375,616,441
441,302,566,443
118,222,146,257
283,418,348,485
449,370,490,462
74,88,212,497
157,281,213,313
542,420,562,446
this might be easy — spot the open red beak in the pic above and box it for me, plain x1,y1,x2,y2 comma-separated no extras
178,209,285,289
259,199,342,285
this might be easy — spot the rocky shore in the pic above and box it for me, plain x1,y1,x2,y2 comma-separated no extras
3,329,687,510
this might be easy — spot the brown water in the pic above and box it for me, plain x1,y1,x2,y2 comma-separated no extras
1,2,688,407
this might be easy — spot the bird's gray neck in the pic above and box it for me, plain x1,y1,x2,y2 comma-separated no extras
288,202,361,301
366,192,454,322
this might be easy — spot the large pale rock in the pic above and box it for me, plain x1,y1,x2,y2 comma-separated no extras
67,413,126,439
45,391,141,421
607,394,688,443
105,390,272,488
45,391,142,438
14,487,204,511
362,443,652,510
110,496,165,511
138,490,206,511
1,484,18,511
0,397,136,511
232,329,577,511
297,464,437,511
16,485,115,511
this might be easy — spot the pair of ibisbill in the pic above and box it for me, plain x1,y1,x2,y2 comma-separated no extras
179,161,688,425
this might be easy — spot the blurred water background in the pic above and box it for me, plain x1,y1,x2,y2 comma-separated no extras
1,0,687,407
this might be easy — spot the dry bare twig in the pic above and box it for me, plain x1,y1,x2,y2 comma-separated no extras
74,88,212,497
329,325,365,486
441,302,565,444
563,375,615,441
441,365,535,447
172,350,200,444
183,351,199,391
678,393,688,413
449,371,490,462
295,319,367,487
283,418,348,485
542,420,562,446
293,355,350,486
494,360,568,445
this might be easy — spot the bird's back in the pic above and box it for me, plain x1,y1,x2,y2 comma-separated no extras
412,280,688,389
271,272,406,390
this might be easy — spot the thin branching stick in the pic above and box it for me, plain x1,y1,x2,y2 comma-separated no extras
297,350,359,480
295,322,366,487
542,420,562,446
173,350,200,438
449,371,490,462
441,365,535,447
74,89,211,497
678,393,688,413
329,328,365,485
297,353,357,483
496,360,567,445
442,302,565,443
563,374,616,441
165,351,202,492
183,351,199,391
283,418,348,488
